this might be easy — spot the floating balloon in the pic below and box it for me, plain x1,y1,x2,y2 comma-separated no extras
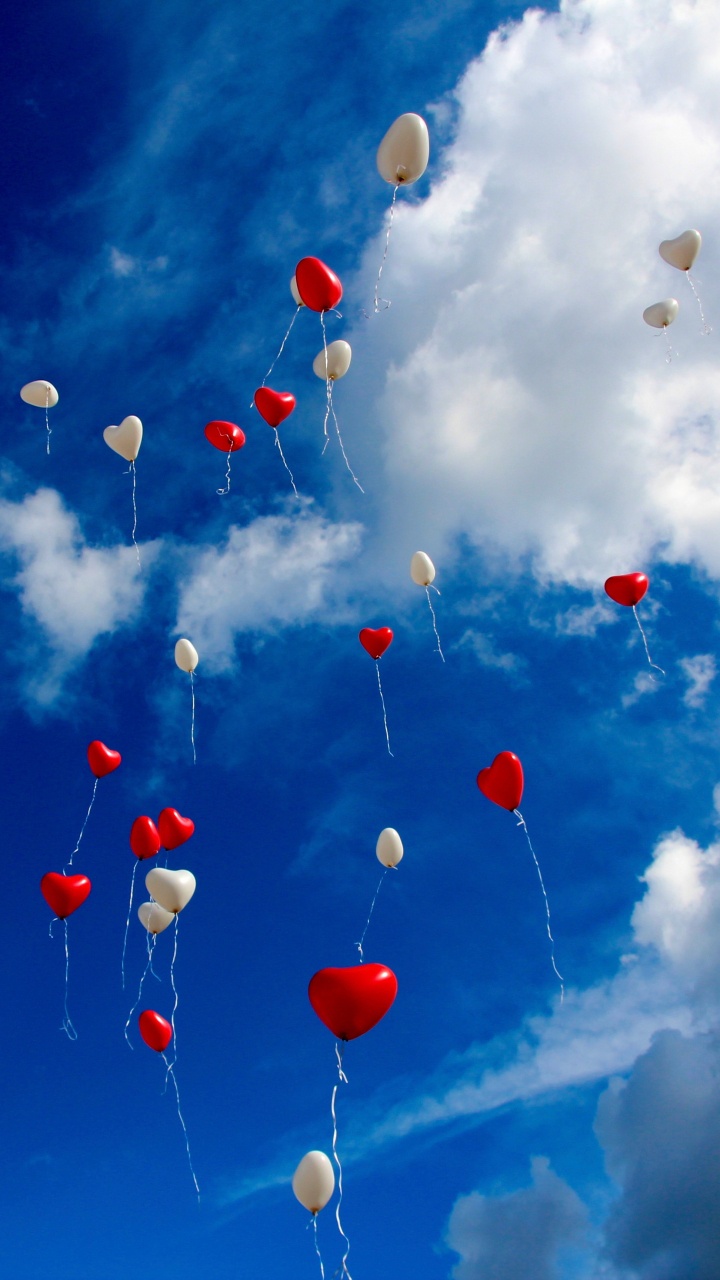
290,275,305,308
204,420,246,495
308,964,398,1042
146,868,196,914
138,901,175,934
476,752,562,997
643,299,679,329
604,573,663,675
359,627,394,756
138,1009,172,1053
103,415,143,461
659,230,710,333
158,808,195,851
253,388,298,496
376,828,403,868
175,639,199,762
312,340,352,381
130,816,162,861
293,1150,335,1213
410,551,444,661
20,379,58,454
66,741,122,871
295,257,343,313
373,113,430,311
40,872,91,1041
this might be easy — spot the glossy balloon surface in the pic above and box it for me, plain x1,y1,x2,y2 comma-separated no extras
476,751,524,811
138,1009,172,1053
175,638,199,672
643,299,679,328
103,415,143,462
130,816,161,861
377,112,430,185
292,1151,335,1214
20,380,59,408
87,740,122,778
359,627,393,660
137,901,175,935
204,420,245,453
158,808,195,851
659,229,701,271
308,963,398,1041
254,387,296,427
295,257,343,312
376,828,404,867
145,867,196,914
410,551,435,586
40,873,91,919
604,573,649,607
312,340,351,381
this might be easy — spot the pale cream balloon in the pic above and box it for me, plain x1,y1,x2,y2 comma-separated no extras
376,827,403,868
292,1151,335,1214
137,901,175,934
410,551,436,586
290,275,305,307
643,299,679,329
103,415,143,461
145,868,196,914
175,638,199,672
312,340,352,381
377,113,429,185
659,229,701,271
20,379,59,407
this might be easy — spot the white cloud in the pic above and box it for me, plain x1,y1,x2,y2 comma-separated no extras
679,652,716,707
175,507,362,669
455,628,527,675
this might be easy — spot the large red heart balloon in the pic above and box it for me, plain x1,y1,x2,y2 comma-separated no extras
87,740,122,778
359,627,393,660
130,816,161,861
158,808,195,851
604,573,649,607
138,1009,172,1053
254,387,296,428
295,257,343,312
204,421,246,453
40,873,92,919
476,751,524,811
308,964,398,1041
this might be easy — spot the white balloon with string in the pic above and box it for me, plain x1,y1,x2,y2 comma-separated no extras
372,113,429,312
643,298,679,362
312,340,363,491
659,229,710,334
293,1151,335,1280
20,379,58,454
410,551,445,661
103,415,143,567
174,639,199,763
356,828,404,962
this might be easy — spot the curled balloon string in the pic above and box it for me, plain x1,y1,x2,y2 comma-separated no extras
424,586,446,662
130,461,141,569
121,861,139,991
631,606,665,678
169,916,180,1052
331,1043,352,1280
686,272,711,335
310,1213,327,1280
124,934,158,1049
274,429,299,498
320,311,332,456
356,868,389,963
60,919,78,1041
661,327,674,364
216,443,233,496
254,306,301,400
161,1052,201,1199
45,383,51,456
374,661,394,758
373,184,399,314
513,810,564,1003
190,671,197,764
66,777,98,871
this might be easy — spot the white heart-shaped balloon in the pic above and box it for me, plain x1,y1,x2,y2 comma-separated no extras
20,379,59,408
145,868,196,914
659,230,701,271
313,340,352,381
376,827,404,867
643,298,679,329
137,900,175,934
103,415,143,462
174,638,199,673
410,551,436,586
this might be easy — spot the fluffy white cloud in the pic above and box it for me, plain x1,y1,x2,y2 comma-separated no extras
351,0,720,586
679,652,716,707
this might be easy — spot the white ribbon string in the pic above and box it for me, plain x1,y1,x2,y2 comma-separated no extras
216,444,233,496
130,461,141,568
254,306,301,399
331,1044,352,1280
310,1215,326,1280
66,776,98,871
274,430,299,497
45,383,51,455
60,918,78,1040
373,184,399,312
162,1052,200,1199
121,861,139,990
190,671,196,764
375,661,394,757
686,271,711,335
425,586,445,662
632,606,665,677
124,933,158,1049
356,869,388,962
513,810,564,1001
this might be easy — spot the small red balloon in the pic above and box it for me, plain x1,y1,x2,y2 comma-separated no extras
308,964,398,1042
477,751,524,811
205,421,246,453
254,387,296,428
130,816,161,861
40,873,91,919
87,740,122,778
138,1009,172,1053
359,627,393,661
295,257,343,313
604,573,649,607
158,808,195,851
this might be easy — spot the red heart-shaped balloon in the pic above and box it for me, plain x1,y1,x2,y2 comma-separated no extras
477,751,524,811
138,1009,172,1053
87,740,122,778
359,627,393,660
604,573,649,607
295,257,343,313
204,421,246,453
40,873,92,919
130,816,161,861
158,808,195,851
254,387,296,428
308,964,398,1041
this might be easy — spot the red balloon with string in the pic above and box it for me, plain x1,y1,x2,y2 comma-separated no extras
309,964,398,1041
139,1009,173,1053
604,573,649,607
158,808,194,852
295,257,343,312
40,873,92,919
130,816,161,861
254,387,296,427
359,627,395,755
87,740,122,778
476,750,524,811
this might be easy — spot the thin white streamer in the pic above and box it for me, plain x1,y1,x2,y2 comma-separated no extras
274,430,299,497
310,1215,326,1280
687,271,711,335
45,383,51,455
255,305,301,396
170,915,180,1050
356,869,388,962
121,861,139,990
66,776,98,870
130,460,141,568
162,1052,200,1198
124,933,158,1049
632,606,665,678
513,810,564,1002
373,184,399,312
331,1044,352,1280
216,444,233,496
375,661,394,757
60,918,78,1041
190,671,196,764
424,586,445,662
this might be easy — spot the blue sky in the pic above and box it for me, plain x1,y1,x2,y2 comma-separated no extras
3,0,720,1276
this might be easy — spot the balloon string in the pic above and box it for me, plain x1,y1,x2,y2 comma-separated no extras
190,671,196,764
274,430,299,498
311,1214,326,1280
375,661,394,757
121,861,139,990
424,587,445,662
124,933,157,1049
162,1052,200,1199
662,326,674,364
686,271,711,335
632,606,665,677
513,810,564,1002
331,1043,352,1280
45,383,51,456
216,445,233,496
321,312,332,455
60,918,78,1040
329,391,364,494
130,461,141,569
256,305,301,397
170,916,180,1052
356,868,388,962
373,184,399,313
66,777,98,871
